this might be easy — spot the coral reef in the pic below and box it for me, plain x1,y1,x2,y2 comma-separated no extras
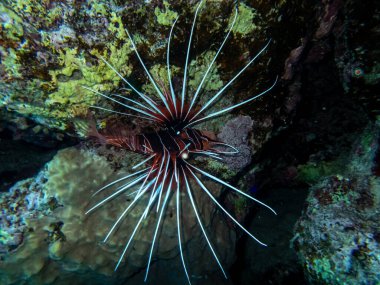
0,0,286,137
292,123,380,285
0,174,46,256
0,147,235,285
7,0,380,284
0,2,291,283
1,0,134,131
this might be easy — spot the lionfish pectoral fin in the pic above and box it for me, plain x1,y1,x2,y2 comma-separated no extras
176,173,192,284
182,167,227,278
144,174,174,282
187,40,274,126
186,164,268,246
184,5,238,121
180,0,204,118
115,188,160,271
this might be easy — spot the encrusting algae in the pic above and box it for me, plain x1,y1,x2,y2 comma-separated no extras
1,0,282,134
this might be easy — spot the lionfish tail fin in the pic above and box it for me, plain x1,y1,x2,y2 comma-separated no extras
87,119,107,144
74,113,106,144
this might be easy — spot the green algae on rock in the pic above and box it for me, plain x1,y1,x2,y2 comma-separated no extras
292,122,380,285
229,2,260,37
154,1,178,26
0,0,285,136
0,0,134,132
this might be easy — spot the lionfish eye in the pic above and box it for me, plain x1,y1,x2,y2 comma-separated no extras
176,131,180,135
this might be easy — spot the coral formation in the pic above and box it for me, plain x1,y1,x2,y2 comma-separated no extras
229,2,260,37
0,174,46,256
0,0,284,136
154,1,178,26
0,147,235,284
292,123,380,285
0,0,134,131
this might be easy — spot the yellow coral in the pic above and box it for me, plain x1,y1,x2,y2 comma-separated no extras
10,0,63,28
0,5,24,41
108,12,127,39
229,3,260,36
0,47,22,79
46,43,133,120
154,1,178,26
188,50,224,93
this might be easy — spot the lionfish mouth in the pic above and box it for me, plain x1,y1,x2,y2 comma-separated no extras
83,0,277,283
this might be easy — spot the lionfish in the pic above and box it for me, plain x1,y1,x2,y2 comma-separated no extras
83,0,277,283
